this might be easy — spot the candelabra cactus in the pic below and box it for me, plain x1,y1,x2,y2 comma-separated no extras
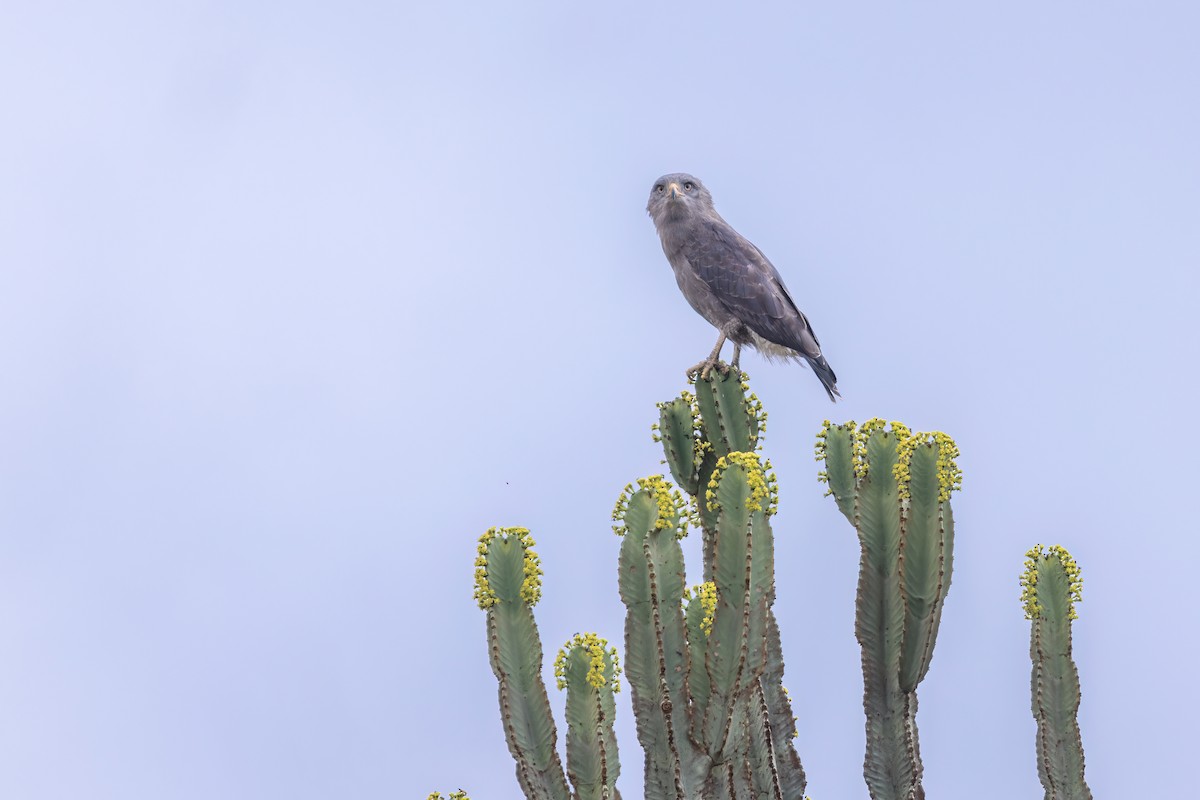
472,527,573,800
651,373,804,798
612,475,703,797
814,419,962,800
458,372,1096,800
1020,545,1091,800
472,527,628,800
611,454,803,799
654,370,765,578
470,373,805,800
554,633,623,800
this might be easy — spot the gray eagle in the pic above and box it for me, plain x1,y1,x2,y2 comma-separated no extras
647,172,840,401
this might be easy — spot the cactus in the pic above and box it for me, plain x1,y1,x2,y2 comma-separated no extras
612,475,708,797
470,374,804,800
1020,545,1092,800
607,452,802,799
652,373,804,799
698,454,776,764
815,419,962,800
655,370,764,578
464,372,1095,800
473,527,573,800
554,633,623,800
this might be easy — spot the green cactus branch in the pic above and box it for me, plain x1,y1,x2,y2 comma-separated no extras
554,633,623,800
614,478,707,798
897,436,955,693
816,419,961,800
656,372,766,582
464,370,1092,800
762,615,806,797
473,527,572,800
702,453,776,763
1021,545,1091,800
654,393,702,497
637,374,805,797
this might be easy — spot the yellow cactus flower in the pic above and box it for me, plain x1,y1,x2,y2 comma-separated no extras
472,526,542,609
612,475,688,539
1020,544,1084,620
706,451,779,514
684,582,718,636
554,632,622,692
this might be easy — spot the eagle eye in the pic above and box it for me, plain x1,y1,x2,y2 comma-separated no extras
684,182,694,191
655,184,664,193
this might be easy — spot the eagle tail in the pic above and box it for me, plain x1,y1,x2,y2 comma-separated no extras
746,332,841,401
805,354,841,402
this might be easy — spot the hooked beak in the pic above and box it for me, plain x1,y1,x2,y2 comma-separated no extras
667,181,682,200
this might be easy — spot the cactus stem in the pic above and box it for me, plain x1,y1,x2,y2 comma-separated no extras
754,681,786,800
713,518,756,759
913,511,949,685
643,536,688,799
490,613,560,799
595,694,612,798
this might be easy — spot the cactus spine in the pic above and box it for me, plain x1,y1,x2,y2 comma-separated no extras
614,476,706,797
1021,545,1091,800
815,420,962,800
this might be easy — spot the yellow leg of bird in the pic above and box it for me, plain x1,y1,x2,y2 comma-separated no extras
687,332,729,380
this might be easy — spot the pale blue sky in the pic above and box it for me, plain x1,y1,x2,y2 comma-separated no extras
1,2,1197,798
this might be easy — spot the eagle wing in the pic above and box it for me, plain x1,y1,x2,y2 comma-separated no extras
679,217,824,360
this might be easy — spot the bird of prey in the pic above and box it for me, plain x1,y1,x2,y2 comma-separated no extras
647,172,840,401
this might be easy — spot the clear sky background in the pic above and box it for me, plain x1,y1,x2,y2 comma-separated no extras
1,2,1197,798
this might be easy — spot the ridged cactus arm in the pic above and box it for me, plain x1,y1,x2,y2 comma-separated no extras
702,453,775,762
615,478,709,799
1022,545,1092,800
474,528,572,800
926,500,955,662
693,371,762,456
656,374,765,585
815,420,857,522
554,633,623,800
654,388,719,581
683,583,715,740
761,614,807,800
817,419,963,800
655,394,702,496
747,680,786,800
701,455,757,759
696,447,722,582
897,432,961,692
851,421,918,800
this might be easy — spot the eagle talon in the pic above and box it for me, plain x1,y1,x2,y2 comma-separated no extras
687,359,731,380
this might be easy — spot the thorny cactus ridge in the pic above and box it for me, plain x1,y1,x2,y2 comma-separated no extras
1021,545,1092,800
473,527,572,800
815,419,961,800
650,372,804,799
458,371,1093,800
